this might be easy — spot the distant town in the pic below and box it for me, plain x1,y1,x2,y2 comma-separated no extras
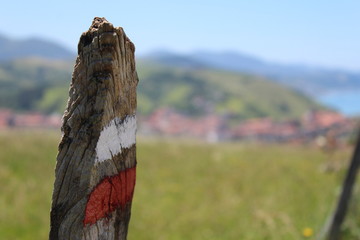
0,108,357,145
140,108,357,144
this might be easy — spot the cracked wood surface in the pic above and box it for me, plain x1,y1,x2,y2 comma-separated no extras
50,17,138,240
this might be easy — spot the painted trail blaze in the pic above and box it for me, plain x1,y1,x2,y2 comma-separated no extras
84,167,136,225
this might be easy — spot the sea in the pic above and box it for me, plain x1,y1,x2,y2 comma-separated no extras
317,91,360,116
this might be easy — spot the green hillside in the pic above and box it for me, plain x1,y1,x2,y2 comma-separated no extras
0,58,73,113
137,60,321,120
0,58,322,119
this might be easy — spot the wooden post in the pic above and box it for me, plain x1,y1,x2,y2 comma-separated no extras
325,130,360,240
49,17,138,240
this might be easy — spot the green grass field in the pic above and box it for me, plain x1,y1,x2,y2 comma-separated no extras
0,131,359,239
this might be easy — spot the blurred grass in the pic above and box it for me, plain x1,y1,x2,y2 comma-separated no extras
0,130,59,240
0,131,358,239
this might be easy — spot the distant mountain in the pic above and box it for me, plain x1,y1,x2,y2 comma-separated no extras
190,50,267,72
142,50,207,69
0,34,327,119
0,34,75,61
145,50,360,97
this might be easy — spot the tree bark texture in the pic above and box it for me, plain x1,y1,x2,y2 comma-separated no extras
50,17,138,240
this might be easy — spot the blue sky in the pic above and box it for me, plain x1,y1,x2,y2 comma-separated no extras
2,0,360,71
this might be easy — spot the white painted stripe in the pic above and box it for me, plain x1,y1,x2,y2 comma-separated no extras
95,115,136,164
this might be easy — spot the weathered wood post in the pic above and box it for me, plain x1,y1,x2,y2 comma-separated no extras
50,17,138,240
325,130,360,240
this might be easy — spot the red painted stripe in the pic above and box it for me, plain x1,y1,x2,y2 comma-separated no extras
83,167,136,225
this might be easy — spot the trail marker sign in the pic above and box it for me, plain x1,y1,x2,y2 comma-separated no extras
50,17,138,240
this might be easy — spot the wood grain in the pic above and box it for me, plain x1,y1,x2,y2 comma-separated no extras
50,17,138,240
